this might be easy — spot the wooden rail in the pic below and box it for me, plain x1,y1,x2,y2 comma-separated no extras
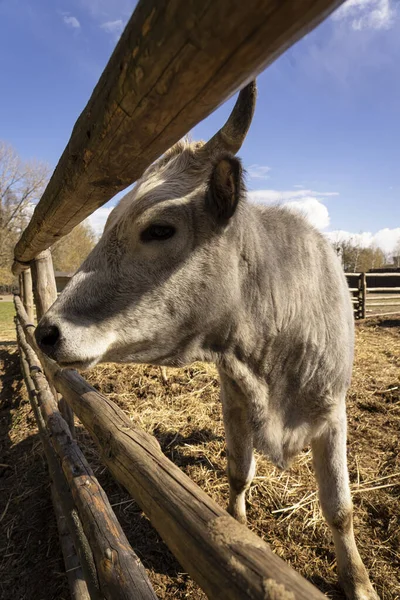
346,272,400,319
13,0,343,273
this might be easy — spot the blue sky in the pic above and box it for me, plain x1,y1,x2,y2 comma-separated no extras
1,0,399,255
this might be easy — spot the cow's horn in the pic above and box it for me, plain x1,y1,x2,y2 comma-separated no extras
204,80,257,156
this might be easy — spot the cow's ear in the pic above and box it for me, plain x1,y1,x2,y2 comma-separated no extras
206,155,243,225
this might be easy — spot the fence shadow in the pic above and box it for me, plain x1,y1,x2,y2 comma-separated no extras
75,424,203,586
0,342,68,600
0,344,203,597
153,426,226,472
375,318,400,328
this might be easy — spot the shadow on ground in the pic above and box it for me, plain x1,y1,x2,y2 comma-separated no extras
0,342,69,600
0,343,207,599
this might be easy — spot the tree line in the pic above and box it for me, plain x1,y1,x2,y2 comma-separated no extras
332,240,393,273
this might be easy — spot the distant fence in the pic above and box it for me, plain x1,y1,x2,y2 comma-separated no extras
346,273,400,319
10,1,344,598
0,283,19,295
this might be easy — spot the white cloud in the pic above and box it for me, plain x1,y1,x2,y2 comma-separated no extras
100,19,125,36
284,197,330,230
296,0,399,87
248,188,335,230
248,188,338,203
247,164,271,180
332,0,396,31
326,228,400,255
63,15,81,29
87,206,114,236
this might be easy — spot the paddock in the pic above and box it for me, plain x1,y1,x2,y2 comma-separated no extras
346,273,400,319
2,0,400,598
1,312,399,598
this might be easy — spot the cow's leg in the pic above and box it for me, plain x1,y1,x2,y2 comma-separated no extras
219,372,255,524
312,407,378,600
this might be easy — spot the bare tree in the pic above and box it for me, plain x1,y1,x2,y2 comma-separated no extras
0,141,50,269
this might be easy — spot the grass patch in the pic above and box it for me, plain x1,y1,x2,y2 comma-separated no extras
0,302,16,341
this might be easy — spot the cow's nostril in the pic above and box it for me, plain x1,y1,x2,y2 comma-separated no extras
39,325,60,348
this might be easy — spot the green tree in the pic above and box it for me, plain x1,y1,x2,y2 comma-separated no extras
51,221,96,273
332,239,385,272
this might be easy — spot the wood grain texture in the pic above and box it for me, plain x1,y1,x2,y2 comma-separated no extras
21,268,35,323
15,297,158,600
17,325,101,600
51,484,91,600
31,250,76,435
52,368,326,600
31,250,58,320
13,0,343,270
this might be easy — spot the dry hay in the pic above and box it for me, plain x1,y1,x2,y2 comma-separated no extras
0,316,398,599
78,316,400,600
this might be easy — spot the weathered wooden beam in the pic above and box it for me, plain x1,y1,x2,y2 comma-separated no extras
31,249,58,320
31,250,76,436
366,301,400,307
365,272,400,277
359,272,366,319
19,273,24,304
15,297,159,600
51,484,91,600
13,0,343,271
54,369,326,599
16,326,101,600
22,268,35,323
368,287,400,292
16,298,325,599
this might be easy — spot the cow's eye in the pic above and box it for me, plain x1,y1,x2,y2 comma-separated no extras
141,224,176,242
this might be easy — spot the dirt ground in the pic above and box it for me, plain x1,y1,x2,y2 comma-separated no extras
0,316,399,600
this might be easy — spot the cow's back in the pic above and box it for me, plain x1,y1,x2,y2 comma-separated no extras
243,204,354,465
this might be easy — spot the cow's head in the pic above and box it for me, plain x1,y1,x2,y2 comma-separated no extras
35,82,257,370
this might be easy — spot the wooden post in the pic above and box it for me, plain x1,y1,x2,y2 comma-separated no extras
31,249,76,436
357,273,363,319
22,268,35,323
360,272,367,319
30,249,58,320
19,273,25,304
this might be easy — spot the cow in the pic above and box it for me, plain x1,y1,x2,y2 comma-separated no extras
35,82,378,600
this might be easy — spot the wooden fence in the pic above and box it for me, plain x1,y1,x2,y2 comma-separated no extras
346,273,400,319
11,1,344,598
